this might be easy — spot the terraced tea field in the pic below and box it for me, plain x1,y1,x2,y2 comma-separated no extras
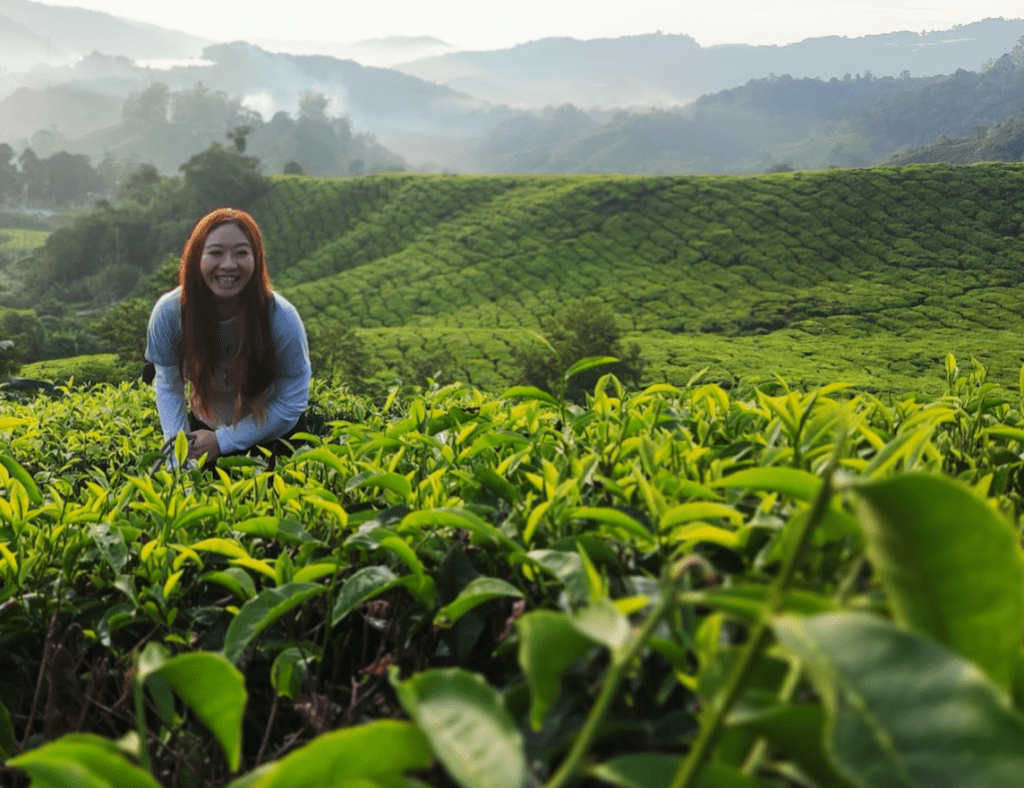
246,163,1024,394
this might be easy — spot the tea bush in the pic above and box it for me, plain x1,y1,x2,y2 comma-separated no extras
2,356,1024,787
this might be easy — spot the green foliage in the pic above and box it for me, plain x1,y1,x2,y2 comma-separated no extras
306,322,381,397
179,142,270,217
511,298,643,401
91,256,180,364
19,353,135,386
2,358,1024,786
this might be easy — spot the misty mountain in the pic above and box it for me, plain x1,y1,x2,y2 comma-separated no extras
473,47,1024,174
396,19,1024,109
249,35,457,69
0,0,210,69
3,6,1024,181
0,82,122,142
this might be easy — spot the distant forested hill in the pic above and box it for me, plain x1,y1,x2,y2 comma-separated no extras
396,19,1024,109
0,0,208,67
887,109,1024,165
7,31,1024,177
474,46,1024,173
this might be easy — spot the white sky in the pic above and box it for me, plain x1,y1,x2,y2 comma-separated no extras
35,0,1024,50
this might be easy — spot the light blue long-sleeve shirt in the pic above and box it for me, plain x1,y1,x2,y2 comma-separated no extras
145,287,311,454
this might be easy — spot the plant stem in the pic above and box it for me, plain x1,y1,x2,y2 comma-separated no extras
669,447,840,788
543,580,675,788
134,673,152,773
741,657,803,775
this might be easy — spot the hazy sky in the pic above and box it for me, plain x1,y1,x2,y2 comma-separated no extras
35,0,1024,50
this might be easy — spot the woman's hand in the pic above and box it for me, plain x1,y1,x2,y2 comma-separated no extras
189,429,221,464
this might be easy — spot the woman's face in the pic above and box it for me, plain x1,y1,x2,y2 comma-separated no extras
200,222,255,308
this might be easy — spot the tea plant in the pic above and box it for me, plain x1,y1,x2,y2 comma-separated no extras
1,356,1024,787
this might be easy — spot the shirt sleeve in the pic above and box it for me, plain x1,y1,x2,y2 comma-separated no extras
153,364,190,445
146,291,190,444
214,295,312,455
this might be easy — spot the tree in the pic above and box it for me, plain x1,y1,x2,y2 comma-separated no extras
0,143,21,202
120,163,161,204
298,92,330,121
0,338,18,376
306,322,380,396
511,298,643,402
179,142,268,215
42,151,103,206
19,149,44,204
122,83,170,124
92,256,180,362
227,125,253,154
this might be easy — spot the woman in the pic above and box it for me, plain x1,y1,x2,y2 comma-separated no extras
146,207,311,466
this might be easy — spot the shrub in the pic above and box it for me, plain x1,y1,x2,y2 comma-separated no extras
511,298,643,401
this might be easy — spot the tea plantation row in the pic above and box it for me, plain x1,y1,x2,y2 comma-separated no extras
242,164,1024,393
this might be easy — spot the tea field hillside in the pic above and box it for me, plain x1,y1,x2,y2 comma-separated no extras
242,162,1024,395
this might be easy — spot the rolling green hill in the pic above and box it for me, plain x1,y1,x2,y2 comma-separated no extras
237,163,1024,395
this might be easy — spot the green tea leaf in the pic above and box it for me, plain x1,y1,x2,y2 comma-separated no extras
201,567,258,600
528,549,588,605
570,597,629,655
854,473,1024,691
349,472,413,501
0,452,42,505
401,508,520,552
331,566,401,626
571,507,655,544
516,611,594,729
7,733,162,788
239,720,433,788
564,355,619,382
234,517,317,544
293,446,347,474
773,612,1024,788
713,467,820,501
434,577,523,628
727,703,851,788
661,502,743,529
271,647,314,700
223,582,327,663
680,586,836,623
151,652,247,772
0,697,17,757
391,667,526,788
499,386,558,406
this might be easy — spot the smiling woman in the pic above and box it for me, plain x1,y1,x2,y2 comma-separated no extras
145,207,311,466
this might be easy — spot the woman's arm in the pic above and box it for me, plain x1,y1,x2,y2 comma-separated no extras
146,290,190,445
153,364,190,444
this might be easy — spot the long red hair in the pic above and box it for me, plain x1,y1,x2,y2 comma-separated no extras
178,208,275,425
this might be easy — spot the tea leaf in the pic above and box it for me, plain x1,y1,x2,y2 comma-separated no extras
151,652,247,772
774,612,1024,788
391,667,526,788
434,577,523,628
7,733,162,788
855,473,1024,691
223,582,327,663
